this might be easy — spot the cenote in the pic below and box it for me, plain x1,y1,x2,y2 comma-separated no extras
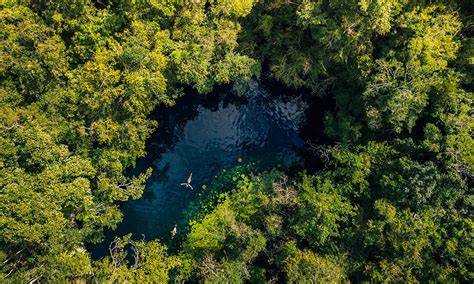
91,81,324,258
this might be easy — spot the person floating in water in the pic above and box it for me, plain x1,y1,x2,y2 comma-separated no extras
180,172,194,190
170,224,177,239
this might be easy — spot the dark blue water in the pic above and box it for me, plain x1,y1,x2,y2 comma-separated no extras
91,81,308,257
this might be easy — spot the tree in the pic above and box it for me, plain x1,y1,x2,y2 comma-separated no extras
283,242,346,283
93,235,179,283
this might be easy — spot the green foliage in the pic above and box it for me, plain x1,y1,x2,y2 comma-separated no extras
291,175,356,248
168,0,260,93
0,5,68,102
363,199,439,282
283,245,346,283
179,173,273,282
1,0,472,282
241,1,470,152
363,5,463,133
179,140,471,281
93,235,180,283
0,0,258,281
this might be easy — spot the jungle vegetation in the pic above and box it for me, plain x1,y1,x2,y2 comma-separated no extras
0,0,472,282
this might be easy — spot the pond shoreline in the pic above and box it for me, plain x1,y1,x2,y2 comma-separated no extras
89,79,332,259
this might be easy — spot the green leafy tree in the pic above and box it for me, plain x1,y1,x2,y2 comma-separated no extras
93,235,180,283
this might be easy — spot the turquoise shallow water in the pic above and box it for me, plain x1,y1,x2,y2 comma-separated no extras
91,82,308,258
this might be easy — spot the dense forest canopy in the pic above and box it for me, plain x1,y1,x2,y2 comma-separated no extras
0,0,472,282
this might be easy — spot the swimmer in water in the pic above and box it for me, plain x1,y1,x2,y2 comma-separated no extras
180,173,193,190
170,224,177,239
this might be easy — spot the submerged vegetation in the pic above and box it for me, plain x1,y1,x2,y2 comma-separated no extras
0,0,472,282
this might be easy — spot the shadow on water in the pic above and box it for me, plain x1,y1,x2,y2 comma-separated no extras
90,80,330,259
